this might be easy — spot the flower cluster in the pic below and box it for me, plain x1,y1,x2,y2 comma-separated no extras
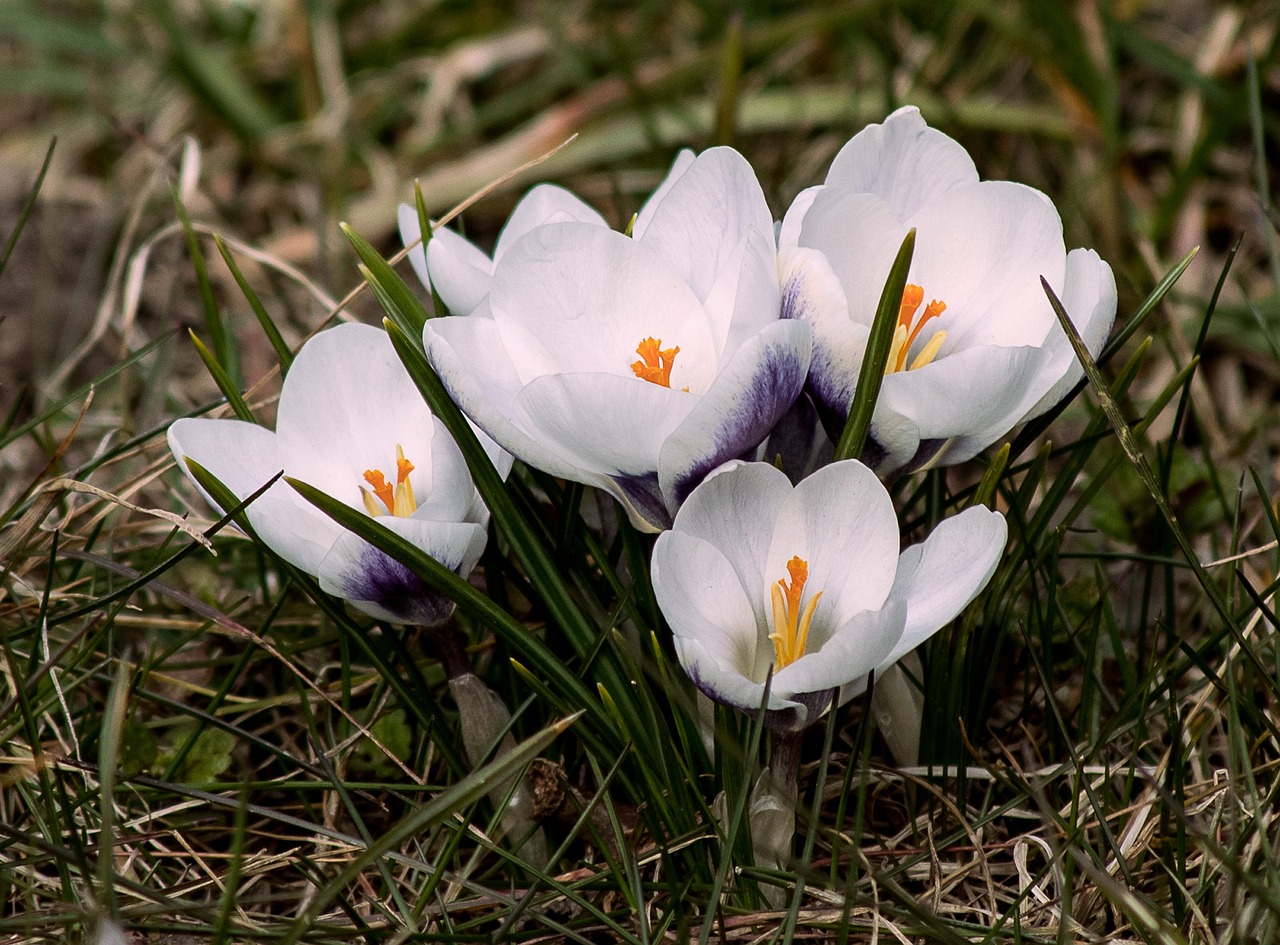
169,107,1113,743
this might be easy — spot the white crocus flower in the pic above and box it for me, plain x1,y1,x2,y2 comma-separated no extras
651,460,1006,732
422,148,812,532
778,106,1117,475
398,184,609,316
168,323,511,626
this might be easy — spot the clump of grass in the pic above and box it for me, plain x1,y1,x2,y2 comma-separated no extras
3,2,1280,942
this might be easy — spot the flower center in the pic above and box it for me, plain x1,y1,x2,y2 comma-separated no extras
769,555,823,670
631,337,680,387
886,284,947,374
360,444,417,517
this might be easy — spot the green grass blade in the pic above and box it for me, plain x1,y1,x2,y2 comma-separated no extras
172,189,238,386
213,233,293,373
415,180,447,316
834,228,915,462
285,475,609,733
381,320,661,757
279,712,581,945
187,330,253,422
0,137,54,281
341,223,428,342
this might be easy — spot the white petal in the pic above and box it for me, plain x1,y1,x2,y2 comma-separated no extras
488,223,717,390
492,184,608,260
631,148,696,240
700,227,781,361
1022,248,1118,420
635,147,775,304
658,319,810,513
764,459,899,628
878,506,1006,670
824,106,978,219
516,371,695,480
774,602,905,699
412,416,475,523
653,530,762,682
424,226,495,316
276,324,437,512
168,417,337,575
317,517,487,626
672,636,808,729
902,182,1066,351
424,313,588,484
875,343,1053,465
777,185,821,249
670,461,793,635
797,189,907,325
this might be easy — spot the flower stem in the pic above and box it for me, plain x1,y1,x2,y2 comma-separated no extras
750,729,803,902
422,623,549,868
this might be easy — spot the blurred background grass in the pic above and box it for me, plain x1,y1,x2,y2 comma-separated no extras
5,1,1280,941
4,0,1277,405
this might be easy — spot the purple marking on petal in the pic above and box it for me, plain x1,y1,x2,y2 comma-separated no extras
805,346,855,436
344,545,456,626
779,273,807,321
611,471,672,530
682,661,808,733
668,343,808,508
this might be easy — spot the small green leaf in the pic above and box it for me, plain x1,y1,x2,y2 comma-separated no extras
414,180,446,316
0,137,54,282
970,442,1011,510
188,329,253,422
214,234,293,374
341,223,428,343
173,189,238,386
834,228,915,462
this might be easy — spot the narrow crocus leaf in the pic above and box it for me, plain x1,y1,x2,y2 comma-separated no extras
1103,246,1196,364
184,457,278,537
970,442,1010,511
280,712,582,945
214,233,292,373
187,330,252,423
385,319,671,777
1013,246,1197,459
1040,278,1264,677
414,180,446,317
285,474,604,725
340,222,428,343
0,137,54,281
834,227,915,462
172,187,237,385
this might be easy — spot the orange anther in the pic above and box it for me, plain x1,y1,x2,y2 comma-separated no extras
631,336,680,387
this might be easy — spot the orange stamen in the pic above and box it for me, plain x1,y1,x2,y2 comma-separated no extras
769,555,823,669
631,336,680,387
888,284,948,374
361,444,419,517
363,469,395,512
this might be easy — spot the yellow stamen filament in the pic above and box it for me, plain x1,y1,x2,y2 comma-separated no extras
769,555,823,669
631,337,680,387
360,444,417,517
886,284,947,374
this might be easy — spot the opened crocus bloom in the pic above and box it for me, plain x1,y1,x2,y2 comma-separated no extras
167,323,511,626
422,148,811,532
650,460,1006,731
398,183,612,317
778,106,1117,475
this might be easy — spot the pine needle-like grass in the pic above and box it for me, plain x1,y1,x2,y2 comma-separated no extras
3,0,1280,942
